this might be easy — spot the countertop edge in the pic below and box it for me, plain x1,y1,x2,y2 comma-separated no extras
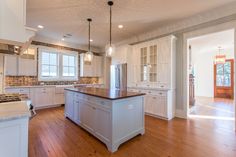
65,88,145,100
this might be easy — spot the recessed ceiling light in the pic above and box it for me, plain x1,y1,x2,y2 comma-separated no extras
37,25,44,29
118,25,123,29
61,38,65,41
90,39,93,42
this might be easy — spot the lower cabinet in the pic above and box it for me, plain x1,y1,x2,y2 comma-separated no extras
129,88,175,120
80,101,96,132
64,90,145,152
30,87,55,109
65,91,111,142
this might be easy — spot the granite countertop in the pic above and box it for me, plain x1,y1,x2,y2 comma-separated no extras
5,84,104,88
0,101,30,122
65,87,145,100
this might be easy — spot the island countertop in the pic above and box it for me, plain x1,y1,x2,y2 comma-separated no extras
65,87,145,100
0,101,30,122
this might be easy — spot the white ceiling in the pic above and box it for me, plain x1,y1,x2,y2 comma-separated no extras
26,0,236,50
189,29,234,55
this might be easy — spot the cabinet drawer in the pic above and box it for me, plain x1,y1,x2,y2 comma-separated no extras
146,90,167,96
5,88,30,95
157,83,168,89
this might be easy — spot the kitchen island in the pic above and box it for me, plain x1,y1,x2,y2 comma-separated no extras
0,101,30,157
64,87,145,152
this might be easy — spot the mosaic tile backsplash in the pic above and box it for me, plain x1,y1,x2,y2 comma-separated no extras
5,76,99,86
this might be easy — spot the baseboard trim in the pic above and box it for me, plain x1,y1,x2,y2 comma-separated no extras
175,109,187,119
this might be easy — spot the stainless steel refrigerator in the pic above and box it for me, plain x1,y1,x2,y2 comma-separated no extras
110,63,127,90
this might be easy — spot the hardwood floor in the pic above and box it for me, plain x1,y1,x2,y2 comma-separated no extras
190,96,234,117
29,107,236,157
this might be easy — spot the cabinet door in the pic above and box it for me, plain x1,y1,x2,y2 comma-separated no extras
157,63,170,88
152,93,167,117
65,91,74,119
95,107,111,142
18,58,37,76
4,55,17,76
80,101,96,132
158,37,171,64
73,100,80,124
144,95,153,114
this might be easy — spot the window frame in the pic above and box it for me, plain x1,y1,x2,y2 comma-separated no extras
38,47,78,81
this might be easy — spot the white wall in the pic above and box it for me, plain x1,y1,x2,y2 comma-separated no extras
192,48,234,97
0,54,4,93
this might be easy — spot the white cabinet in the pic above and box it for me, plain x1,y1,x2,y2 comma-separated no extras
18,58,37,76
80,54,103,77
128,88,175,120
94,106,111,142
73,96,81,124
4,47,37,76
30,87,55,109
5,87,30,97
64,90,144,152
80,101,96,132
64,91,74,119
4,55,18,76
130,35,176,89
0,117,28,157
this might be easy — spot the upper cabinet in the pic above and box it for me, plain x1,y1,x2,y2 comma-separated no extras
0,0,36,44
4,46,37,76
130,35,176,89
80,54,103,77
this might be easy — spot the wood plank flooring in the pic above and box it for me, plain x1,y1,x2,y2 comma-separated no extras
29,107,236,157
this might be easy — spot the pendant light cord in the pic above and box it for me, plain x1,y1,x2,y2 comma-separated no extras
110,4,112,46
108,1,113,47
87,18,92,52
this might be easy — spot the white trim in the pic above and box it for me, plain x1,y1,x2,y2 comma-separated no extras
38,47,78,81
182,20,236,129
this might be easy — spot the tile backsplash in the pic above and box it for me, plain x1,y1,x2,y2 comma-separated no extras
5,76,99,86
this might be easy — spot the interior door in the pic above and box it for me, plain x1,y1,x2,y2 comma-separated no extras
214,59,234,99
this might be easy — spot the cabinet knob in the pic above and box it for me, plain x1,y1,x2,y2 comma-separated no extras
153,97,156,99
159,93,162,95
92,107,96,110
148,91,151,93
161,85,164,88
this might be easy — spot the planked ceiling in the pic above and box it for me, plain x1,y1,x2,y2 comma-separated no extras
26,0,236,50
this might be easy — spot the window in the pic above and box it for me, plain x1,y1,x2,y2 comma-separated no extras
38,48,78,81
62,55,76,77
216,61,231,87
41,52,58,77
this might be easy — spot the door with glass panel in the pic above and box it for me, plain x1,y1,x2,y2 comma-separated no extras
140,44,158,83
214,59,234,99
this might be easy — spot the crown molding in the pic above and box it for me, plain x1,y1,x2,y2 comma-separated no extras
116,1,236,46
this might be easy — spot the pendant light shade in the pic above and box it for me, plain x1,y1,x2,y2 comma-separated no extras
84,18,93,62
105,1,115,57
214,47,226,64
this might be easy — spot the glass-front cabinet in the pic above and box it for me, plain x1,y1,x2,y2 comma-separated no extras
139,42,158,84
132,35,176,89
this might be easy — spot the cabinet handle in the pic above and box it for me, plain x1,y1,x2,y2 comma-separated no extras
159,93,162,95
153,97,156,99
148,91,151,94
100,101,105,105
92,107,96,110
160,85,164,88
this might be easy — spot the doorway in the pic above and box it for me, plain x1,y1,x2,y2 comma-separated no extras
214,59,234,99
186,29,235,130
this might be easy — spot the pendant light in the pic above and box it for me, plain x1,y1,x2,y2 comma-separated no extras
214,46,226,64
105,1,115,57
84,18,93,62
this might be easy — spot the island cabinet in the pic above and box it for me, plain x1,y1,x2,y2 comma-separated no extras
64,88,145,152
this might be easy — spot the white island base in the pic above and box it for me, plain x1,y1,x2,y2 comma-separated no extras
64,88,145,152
